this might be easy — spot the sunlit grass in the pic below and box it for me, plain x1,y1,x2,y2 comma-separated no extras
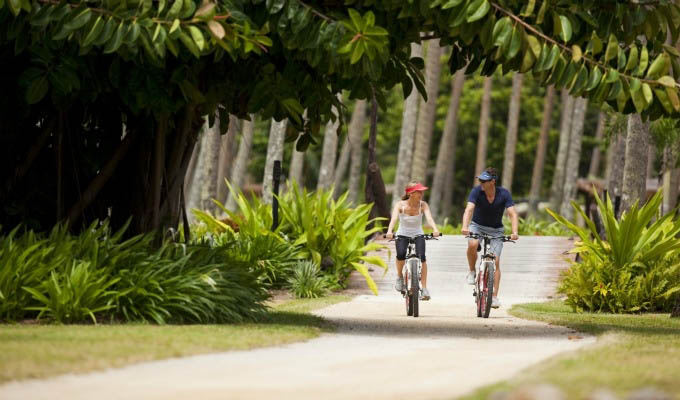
461,300,680,399
0,294,351,383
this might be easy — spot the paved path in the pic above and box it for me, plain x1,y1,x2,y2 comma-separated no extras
1,236,594,400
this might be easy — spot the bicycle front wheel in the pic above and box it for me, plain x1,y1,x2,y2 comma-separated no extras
411,260,419,317
481,260,494,318
405,268,413,316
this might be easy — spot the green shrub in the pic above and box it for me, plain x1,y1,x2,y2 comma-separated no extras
548,191,680,313
0,222,269,324
287,261,329,299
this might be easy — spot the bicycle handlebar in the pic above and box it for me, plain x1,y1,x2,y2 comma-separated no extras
384,233,441,241
465,233,515,243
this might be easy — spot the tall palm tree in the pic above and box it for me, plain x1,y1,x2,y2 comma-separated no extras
392,43,422,206
549,90,574,210
501,73,524,190
430,67,465,218
334,100,366,197
410,39,443,182
528,85,556,214
347,123,364,204
225,117,254,211
317,99,342,191
188,117,221,216
587,112,606,178
605,124,627,202
288,143,305,188
621,114,651,213
262,119,287,204
474,76,493,179
216,115,239,204
559,97,588,219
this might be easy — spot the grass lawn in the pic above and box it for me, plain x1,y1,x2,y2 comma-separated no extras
0,294,350,383
462,300,680,400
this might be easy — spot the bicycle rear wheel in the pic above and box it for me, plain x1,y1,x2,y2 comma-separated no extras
405,267,413,316
411,261,419,317
481,261,494,318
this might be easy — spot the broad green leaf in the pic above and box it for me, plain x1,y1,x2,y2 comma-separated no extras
554,14,572,43
348,9,363,31
188,26,205,51
92,17,115,46
657,75,676,88
520,0,536,17
605,69,619,83
520,46,536,72
265,0,285,14
624,45,638,72
506,26,522,60
8,0,21,16
635,46,649,77
492,17,511,47
536,0,547,24
103,23,126,54
666,86,680,111
167,0,183,19
570,65,588,94
64,8,92,31
663,44,680,57
642,83,653,105
631,85,646,113
26,75,48,104
467,0,490,23
585,66,602,91
194,3,216,20
646,53,669,79
82,16,104,47
178,31,200,58
526,35,541,58
629,77,641,94
542,44,559,71
604,34,618,62
588,31,602,55
442,0,464,10
654,88,674,113
170,19,181,35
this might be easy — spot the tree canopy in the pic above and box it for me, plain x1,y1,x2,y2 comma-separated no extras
2,0,680,233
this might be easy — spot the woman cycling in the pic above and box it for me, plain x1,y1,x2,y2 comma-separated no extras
385,181,441,300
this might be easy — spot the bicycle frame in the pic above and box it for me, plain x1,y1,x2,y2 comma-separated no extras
390,233,438,318
467,233,512,318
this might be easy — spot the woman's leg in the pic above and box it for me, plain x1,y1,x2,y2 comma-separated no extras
421,261,427,288
396,259,405,278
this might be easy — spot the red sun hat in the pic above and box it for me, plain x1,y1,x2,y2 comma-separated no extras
405,183,428,194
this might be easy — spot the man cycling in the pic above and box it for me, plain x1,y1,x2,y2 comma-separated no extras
461,167,519,308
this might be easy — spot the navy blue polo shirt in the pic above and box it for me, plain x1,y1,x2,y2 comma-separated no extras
467,186,515,228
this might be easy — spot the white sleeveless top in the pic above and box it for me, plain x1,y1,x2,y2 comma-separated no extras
395,201,424,237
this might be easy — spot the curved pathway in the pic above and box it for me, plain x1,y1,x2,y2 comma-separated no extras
0,236,593,399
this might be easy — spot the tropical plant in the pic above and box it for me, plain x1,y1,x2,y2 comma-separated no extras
287,260,329,299
547,191,680,313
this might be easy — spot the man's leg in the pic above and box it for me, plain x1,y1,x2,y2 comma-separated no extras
467,240,479,272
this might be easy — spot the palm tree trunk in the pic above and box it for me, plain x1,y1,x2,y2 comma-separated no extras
430,68,465,218
364,92,390,224
288,144,305,188
410,39,443,182
646,144,656,180
501,73,524,190
392,43,422,205
549,90,574,210
317,99,342,191
605,127,627,201
225,117,254,211
262,119,287,204
559,97,588,219
528,85,556,214
188,117,221,216
621,114,651,213
334,100,367,197
587,112,606,178
347,130,363,205
216,115,239,203
474,76,493,179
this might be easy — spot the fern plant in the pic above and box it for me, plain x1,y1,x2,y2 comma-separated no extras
287,261,329,299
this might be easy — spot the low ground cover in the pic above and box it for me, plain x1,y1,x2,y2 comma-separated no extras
461,300,680,399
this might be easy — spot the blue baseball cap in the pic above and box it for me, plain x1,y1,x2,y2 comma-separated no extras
477,171,497,181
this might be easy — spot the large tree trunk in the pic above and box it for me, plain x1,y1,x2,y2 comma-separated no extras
225,117,254,211
187,117,221,217
288,143,305,188
334,100,367,198
549,91,574,210
662,144,679,214
392,43,422,206
559,97,588,219
646,144,656,180
262,119,287,204
587,112,606,178
410,39,443,182
317,99,342,191
347,127,364,205
474,76,493,178
605,126,627,202
501,73,524,190
528,85,556,214
365,92,390,227
621,114,650,213
216,115,239,204
430,68,465,218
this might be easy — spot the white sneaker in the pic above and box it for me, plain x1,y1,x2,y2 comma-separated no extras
395,277,404,292
466,271,475,285
492,297,501,308
421,288,431,300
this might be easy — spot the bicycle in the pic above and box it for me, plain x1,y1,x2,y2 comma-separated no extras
466,233,514,318
388,233,439,317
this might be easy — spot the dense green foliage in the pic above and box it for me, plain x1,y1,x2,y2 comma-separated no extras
0,222,269,323
548,192,680,313
287,260,330,299
193,182,387,293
